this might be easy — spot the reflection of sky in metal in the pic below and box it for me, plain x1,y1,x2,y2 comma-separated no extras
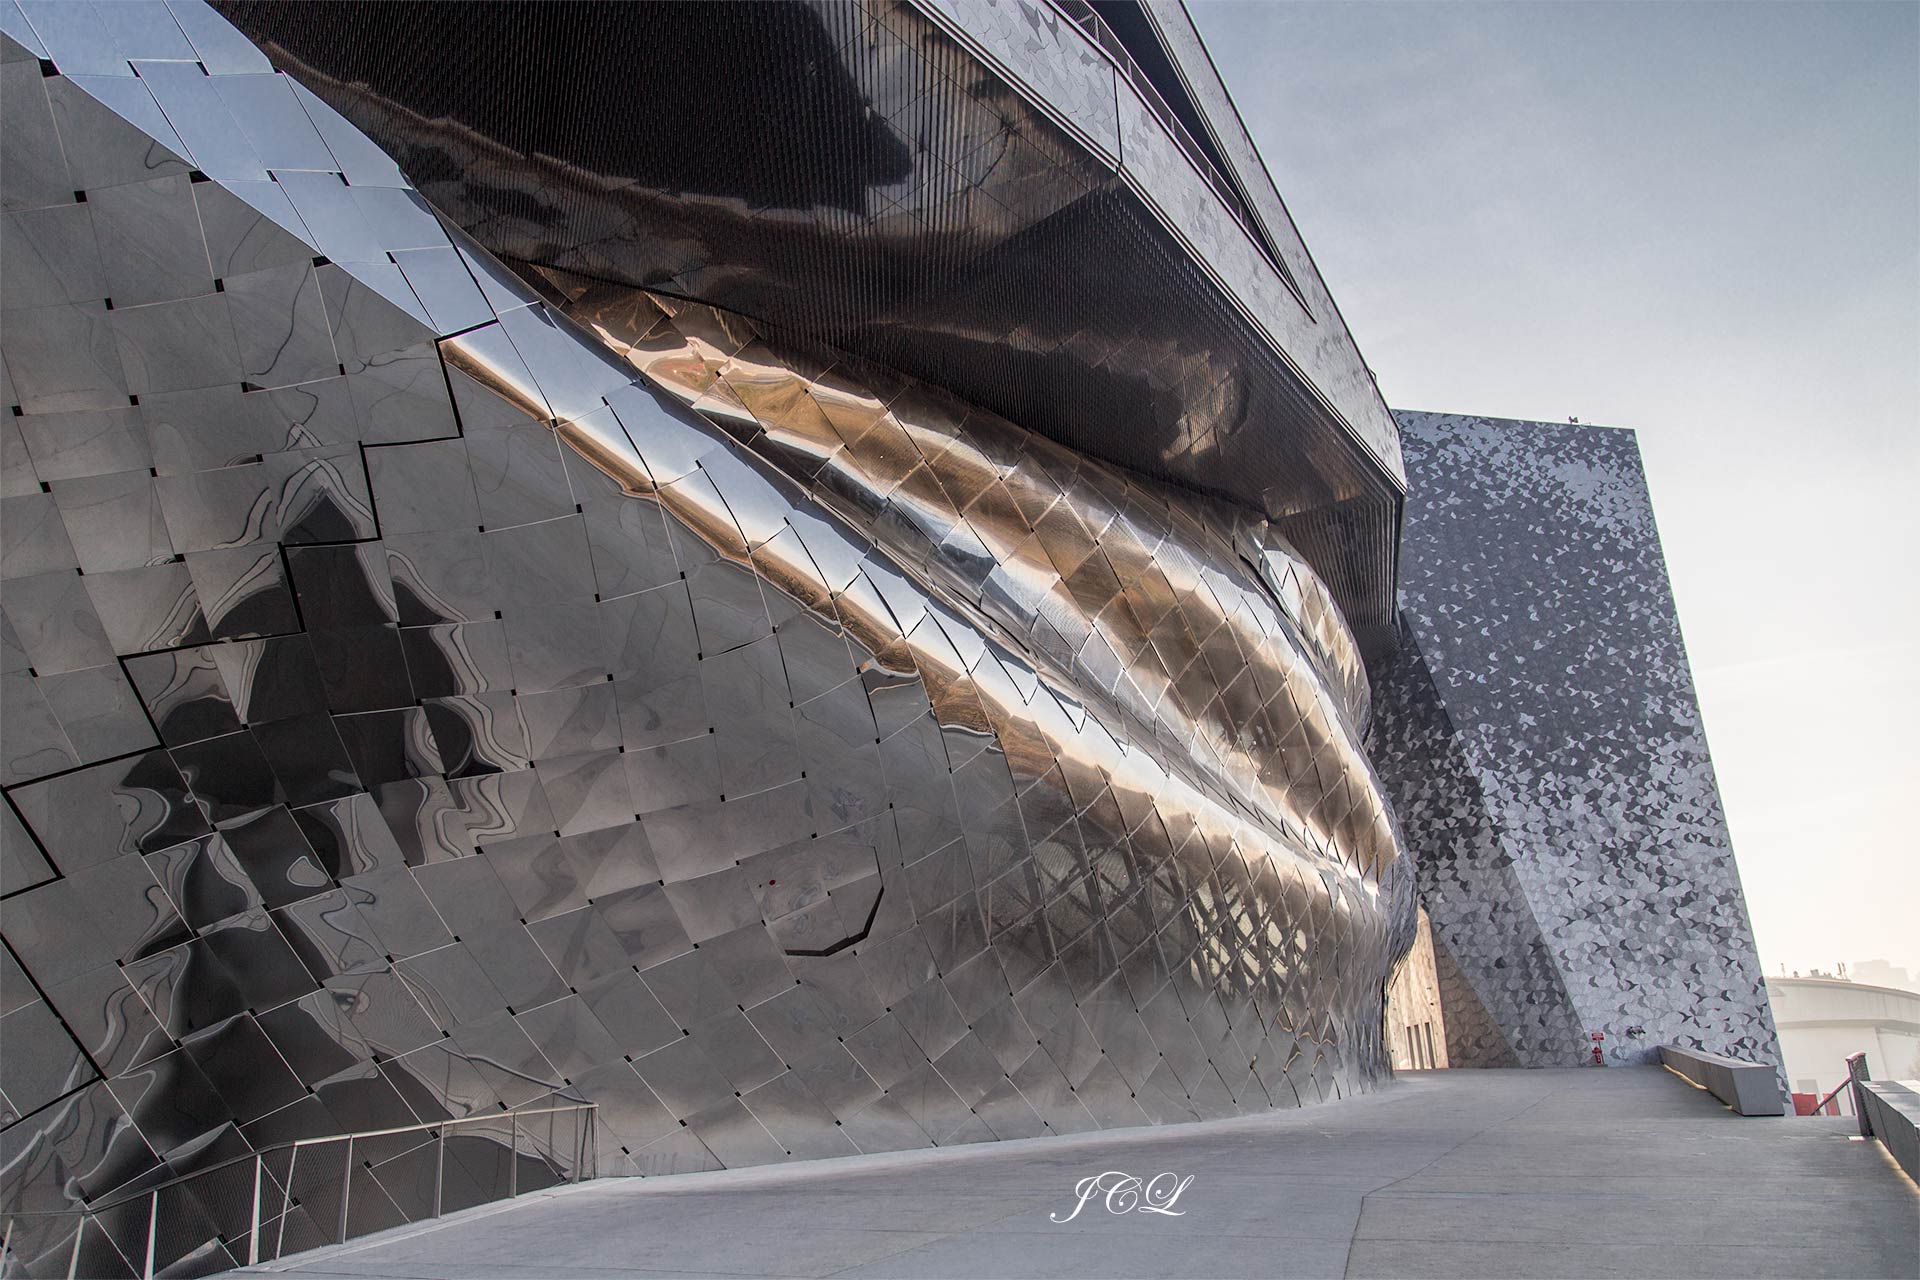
565,282,1379,842
208,0,1405,651
0,5,1409,1273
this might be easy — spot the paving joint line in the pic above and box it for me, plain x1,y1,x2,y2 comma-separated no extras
1341,1076,1576,1277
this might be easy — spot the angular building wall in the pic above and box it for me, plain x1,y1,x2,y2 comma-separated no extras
0,6,1411,1272
1370,411,1780,1071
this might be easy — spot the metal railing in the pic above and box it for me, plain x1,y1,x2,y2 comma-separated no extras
0,1103,595,1280
1800,1053,1876,1130
1810,1077,1857,1117
1050,0,1303,301
1806,1052,1874,1133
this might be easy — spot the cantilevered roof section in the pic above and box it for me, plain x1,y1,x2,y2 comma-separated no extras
216,0,1405,648
933,0,1403,484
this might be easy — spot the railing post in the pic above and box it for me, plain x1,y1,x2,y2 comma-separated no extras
248,1153,262,1267
337,1137,353,1245
143,1189,158,1280
18,1105,591,1280
276,1146,297,1263
1846,1052,1872,1138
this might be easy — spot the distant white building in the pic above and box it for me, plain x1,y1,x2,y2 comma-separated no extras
1766,974,1920,1110
1847,959,1917,993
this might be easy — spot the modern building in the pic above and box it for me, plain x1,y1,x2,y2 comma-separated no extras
1847,959,1918,994
0,2,1776,1275
1370,412,1781,1074
1769,975,1920,1111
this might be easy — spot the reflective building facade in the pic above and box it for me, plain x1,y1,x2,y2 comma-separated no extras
211,0,1409,653
0,3,1418,1272
0,3,1781,1274
1370,412,1780,1073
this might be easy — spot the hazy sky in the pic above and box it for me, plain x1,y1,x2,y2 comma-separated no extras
1189,0,1919,978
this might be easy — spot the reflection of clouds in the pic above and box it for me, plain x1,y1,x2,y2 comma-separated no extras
565,286,1393,876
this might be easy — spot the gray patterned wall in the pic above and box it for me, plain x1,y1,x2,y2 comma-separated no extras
1371,411,1781,1072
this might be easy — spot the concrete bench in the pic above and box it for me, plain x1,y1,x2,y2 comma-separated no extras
1858,1079,1920,1183
1659,1044,1785,1115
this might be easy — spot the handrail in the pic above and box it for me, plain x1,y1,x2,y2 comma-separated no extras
1812,1079,1853,1115
1053,1,1247,218
0,1103,595,1222
1807,1052,1871,1128
1048,0,1304,302
0,1103,596,1280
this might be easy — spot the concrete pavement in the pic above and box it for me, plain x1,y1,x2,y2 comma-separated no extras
239,1067,1919,1280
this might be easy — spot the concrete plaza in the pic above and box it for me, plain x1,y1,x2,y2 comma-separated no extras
239,1067,1919,1280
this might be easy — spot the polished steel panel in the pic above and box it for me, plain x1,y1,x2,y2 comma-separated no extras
210,0,1405,650
0,11,1411,1267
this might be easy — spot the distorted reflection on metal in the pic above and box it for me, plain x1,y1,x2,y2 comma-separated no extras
0,3,1410,1276
210,0,1407,651
554,281,1383,865
0,1104,594,1278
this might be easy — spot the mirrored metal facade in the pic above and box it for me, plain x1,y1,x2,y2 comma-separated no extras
0,4,1414,1271
210,0,1407,652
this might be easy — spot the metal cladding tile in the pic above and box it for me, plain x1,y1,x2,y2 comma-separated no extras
1370,411,1781,1082
211,0,1402,644
0,8,1411,1209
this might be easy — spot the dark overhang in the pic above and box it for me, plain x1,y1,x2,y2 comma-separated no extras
216,0,1403,650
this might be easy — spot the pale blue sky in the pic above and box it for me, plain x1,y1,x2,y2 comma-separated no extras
1190,0,1919,977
